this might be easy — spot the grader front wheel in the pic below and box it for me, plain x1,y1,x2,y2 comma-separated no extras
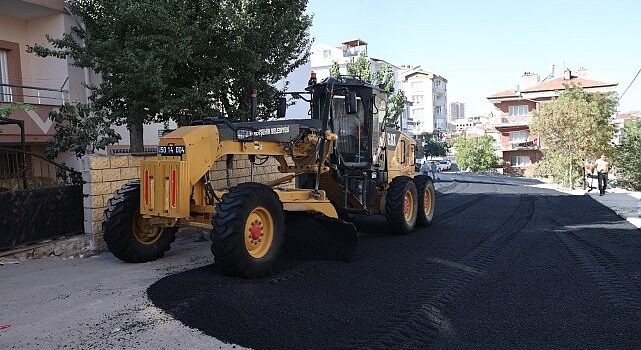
210,183,285,278
103,181,177,263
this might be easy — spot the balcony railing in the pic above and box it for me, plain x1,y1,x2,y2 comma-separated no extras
504,139,539,151
0,82,69,105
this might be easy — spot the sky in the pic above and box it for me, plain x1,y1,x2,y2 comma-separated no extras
306,0,641,117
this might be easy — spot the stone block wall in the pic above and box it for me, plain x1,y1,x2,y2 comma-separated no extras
82,154,292,250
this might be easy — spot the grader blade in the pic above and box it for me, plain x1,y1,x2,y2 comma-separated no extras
284,212,358,262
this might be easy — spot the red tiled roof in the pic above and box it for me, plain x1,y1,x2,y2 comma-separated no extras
522,76,617,92
488,89,519,98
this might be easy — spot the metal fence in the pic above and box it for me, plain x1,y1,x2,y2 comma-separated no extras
0,82,69,105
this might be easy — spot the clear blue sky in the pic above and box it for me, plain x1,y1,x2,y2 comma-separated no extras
307,0,641,116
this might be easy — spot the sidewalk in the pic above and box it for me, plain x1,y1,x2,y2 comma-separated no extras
529,182,641,230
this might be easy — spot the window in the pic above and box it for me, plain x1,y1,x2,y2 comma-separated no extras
0,50,10,102
323,49,332,59
509,130,529,142
411,95,423,104
434,106,442,115
412,108,424,118
510,155,531,167
410,81,424,92
333,96,368,165
508,105,529,116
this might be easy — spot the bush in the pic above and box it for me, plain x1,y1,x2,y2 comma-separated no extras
615,119,641,191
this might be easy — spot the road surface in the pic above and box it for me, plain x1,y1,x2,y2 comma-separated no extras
1,173,640,349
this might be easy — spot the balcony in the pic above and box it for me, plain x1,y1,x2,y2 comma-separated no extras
1,82,68,106
504,139,539,151
0,83,66,143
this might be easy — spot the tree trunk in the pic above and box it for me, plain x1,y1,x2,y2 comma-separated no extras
128,121,144,153
569,161,574,189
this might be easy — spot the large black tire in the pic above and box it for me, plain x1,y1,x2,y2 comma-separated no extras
210,183,285,278
385,176,418,234
103,181,177,263
414,175,436,227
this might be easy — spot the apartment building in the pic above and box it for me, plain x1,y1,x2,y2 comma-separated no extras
487,69,617,176
449,101,465,120
1,1,191,174
398,68,448,134
0,0,92,181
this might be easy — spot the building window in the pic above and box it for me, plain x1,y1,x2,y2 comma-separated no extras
410,81,424,92
509,130,529,142
508,105,529,116
323,49,332,59
0,50,10,102
411,95,423,104
434,106,442,115
510,155,531,167
412,108,424,118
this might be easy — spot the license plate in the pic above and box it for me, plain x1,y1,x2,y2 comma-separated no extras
157,145,186,155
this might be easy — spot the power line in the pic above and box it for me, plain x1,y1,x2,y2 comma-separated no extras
620,67,641,100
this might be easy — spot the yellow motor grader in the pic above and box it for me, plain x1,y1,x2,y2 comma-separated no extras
102,76,436,278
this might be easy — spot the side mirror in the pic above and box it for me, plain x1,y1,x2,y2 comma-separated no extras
277,97,287,119
345,92,358,114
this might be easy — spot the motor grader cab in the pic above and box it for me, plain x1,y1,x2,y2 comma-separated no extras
102,76,436,278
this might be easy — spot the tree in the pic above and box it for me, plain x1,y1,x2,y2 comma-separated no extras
373,64,394,92
330,61,341,78
454,136,500,172
28,0,312,152
615,119,641,191
346,54,371,83
45,103,121,159
531,86,617,188
417,131,448,158
387,90,406,128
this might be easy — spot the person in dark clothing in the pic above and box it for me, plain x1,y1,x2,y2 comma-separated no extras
594,154,610,196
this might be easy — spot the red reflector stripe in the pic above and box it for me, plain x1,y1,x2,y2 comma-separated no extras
144,170,149,205
171,169,177,208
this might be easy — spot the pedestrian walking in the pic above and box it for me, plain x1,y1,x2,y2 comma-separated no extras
594,154,610,196
430,161,438,181
419,161,430,175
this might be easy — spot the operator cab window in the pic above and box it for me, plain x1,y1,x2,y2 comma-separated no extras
332,96,369,167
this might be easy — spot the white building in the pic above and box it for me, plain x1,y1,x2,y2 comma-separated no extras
398,68,448,134
275,59,312,119
310,39,401,91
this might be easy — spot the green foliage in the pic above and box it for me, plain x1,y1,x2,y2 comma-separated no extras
346,54,371,83
417,131,448,158
330,61,341,78
373,64,394,92
28,0,312,151
531,86,618,188
387,90,406,129
454,136,500,172
0,103,34,134
615,119,641,191
0,103,33,118
45,103,121,159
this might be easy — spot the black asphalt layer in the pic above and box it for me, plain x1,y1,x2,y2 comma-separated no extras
147,180,641,350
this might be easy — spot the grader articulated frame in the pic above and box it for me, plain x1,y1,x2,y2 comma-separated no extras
103,76,436,278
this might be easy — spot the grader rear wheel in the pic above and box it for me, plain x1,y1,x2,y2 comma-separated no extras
210,183,285,278
103,181,177,263
414,175,436,227
385,176,419,234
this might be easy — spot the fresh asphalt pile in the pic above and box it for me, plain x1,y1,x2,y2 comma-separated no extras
148,180,641,350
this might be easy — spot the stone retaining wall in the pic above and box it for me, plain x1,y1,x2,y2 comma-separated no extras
81,155,291,250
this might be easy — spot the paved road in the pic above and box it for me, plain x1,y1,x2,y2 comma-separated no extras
2,174,641,349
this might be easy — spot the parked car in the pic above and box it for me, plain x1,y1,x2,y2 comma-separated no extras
438,160,451,171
